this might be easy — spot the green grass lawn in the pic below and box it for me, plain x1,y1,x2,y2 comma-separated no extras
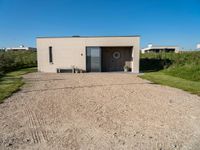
0,68,37,103
140,72,200,96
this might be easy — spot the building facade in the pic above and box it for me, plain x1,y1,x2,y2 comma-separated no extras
141,44,179,53
37,36,140,73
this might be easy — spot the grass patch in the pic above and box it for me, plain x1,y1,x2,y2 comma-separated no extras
140,52,200,95
163,65,200,81
140,72,200,96
0,67,37,103
140,52,200,75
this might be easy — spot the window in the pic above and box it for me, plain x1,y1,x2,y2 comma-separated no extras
86,47,101,72
49,46,53,63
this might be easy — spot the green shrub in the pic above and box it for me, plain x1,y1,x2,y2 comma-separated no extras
0,51,37,76
140,51,200,81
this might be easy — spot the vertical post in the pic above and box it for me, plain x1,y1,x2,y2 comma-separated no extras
132,37,140,73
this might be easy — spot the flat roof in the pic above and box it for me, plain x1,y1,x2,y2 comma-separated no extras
37,35,140,39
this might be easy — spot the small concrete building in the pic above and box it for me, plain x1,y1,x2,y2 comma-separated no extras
37,36,140,73
141,44,179,53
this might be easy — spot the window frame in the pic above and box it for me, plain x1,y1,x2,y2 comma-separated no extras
49,46,53,64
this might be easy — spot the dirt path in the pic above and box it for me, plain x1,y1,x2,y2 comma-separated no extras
0,73,200,150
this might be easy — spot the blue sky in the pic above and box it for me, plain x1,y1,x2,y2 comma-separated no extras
0,0,199,49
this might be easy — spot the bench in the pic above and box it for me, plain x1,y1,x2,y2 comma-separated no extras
57,68,74,73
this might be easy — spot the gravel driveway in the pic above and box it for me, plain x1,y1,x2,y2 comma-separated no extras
1,72,200,150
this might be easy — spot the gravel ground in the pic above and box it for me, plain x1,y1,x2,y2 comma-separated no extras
0,72,200,150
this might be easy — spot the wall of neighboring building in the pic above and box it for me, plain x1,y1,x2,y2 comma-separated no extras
5,47,36,51
197,44,200,49
141,46,179,54
36,36,140,73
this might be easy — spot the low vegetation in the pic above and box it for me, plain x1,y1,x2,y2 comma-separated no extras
140,51,200,95
140,72,200,96
0,67,37,103
0,51,37,76
0,51,37,103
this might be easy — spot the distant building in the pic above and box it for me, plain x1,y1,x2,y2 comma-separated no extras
141,44,179,54
5,45,36,51
197,43,200,49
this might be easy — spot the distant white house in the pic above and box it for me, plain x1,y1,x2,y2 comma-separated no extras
197,43,200,49
141,44,179,54
5,45,36,51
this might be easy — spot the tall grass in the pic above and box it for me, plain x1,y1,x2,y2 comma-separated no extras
140,51,200,81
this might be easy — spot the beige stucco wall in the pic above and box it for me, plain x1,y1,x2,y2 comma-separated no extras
36,36,140,73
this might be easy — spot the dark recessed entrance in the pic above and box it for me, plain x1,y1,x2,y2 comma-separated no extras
86,47,132,72
101,47,132,72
